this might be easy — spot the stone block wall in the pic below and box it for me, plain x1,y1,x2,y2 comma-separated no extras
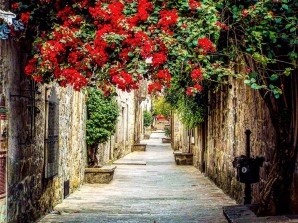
192,76,276,204
95,90,136,166
1,38,86,222
171,113,189,152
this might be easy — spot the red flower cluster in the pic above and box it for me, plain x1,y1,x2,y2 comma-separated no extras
152,52,167,67
20,12,30,24
148,69,171,94
11,3,20,10
242,9,249,17
110,69,139,92
148,82,163,94
197,37,216,54
186,84,203,95
190,68,203,81
158,9,178,34
21,0,213,96
60,68,88,91
215,21,229,31
186,68,204,95
188,0,201,10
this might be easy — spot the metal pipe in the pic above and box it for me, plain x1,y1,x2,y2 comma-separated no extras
244,129,252,205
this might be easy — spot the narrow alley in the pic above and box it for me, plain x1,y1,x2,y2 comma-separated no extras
38,131,235,223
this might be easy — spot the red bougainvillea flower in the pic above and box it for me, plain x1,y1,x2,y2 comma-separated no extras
25,58,38,76
11,3,20,10
33,75,43,83
190,68,203,81
197,37,216,54
181,24,188,29
186,87,194,95
20,12,30,24
242,9,249,17
194,84,203,91
186,84,203,96
152,52,167,67
189,0,201,10
215,21,229,31
158,9,178,34
148,82,163,94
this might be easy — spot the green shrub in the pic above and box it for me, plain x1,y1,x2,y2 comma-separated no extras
143,110,152,128
86,89,119,146
164,127,171,138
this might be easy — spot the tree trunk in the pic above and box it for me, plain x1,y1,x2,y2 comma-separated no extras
258,70,298,215
87,143,99,167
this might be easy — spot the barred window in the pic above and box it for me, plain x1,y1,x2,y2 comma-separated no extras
45,88,59,179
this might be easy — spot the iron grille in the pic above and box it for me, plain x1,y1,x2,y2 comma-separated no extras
45,88,59,179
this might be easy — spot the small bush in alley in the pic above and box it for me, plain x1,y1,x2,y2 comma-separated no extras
86,88,119,166
143,110,152,128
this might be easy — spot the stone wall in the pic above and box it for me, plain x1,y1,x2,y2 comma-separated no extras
0,39,9,223
95,89,136,166
192,76,276,204
1,38,86,222
171,113,189,152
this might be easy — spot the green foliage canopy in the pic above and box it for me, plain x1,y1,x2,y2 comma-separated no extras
152,96,171,118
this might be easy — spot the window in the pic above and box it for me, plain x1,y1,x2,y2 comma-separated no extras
44,88,59,179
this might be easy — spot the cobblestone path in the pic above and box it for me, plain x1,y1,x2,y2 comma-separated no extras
38,132,236,223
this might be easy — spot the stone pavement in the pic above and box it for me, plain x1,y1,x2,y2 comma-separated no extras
38,131,236,223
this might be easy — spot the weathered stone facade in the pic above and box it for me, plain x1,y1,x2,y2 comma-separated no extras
171,113,191,152
0,42,8,223
94,90,136,167
95,83,150,167
1,37,87,222
192,77,277,204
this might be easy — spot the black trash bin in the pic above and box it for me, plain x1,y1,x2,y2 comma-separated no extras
233,155,264,184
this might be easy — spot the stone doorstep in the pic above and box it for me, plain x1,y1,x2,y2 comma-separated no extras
85,166,117,173
162,138,171,143
132,143,147,152
173,151,193,156
144,134,150,139
223,205,298,223
84,166,116,184
173,151,193,165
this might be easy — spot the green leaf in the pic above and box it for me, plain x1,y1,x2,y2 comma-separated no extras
282,4,289,10
290,27,296,33
275,18,282,23
244,80,251,84
269,74,279,81
283,67,293,76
